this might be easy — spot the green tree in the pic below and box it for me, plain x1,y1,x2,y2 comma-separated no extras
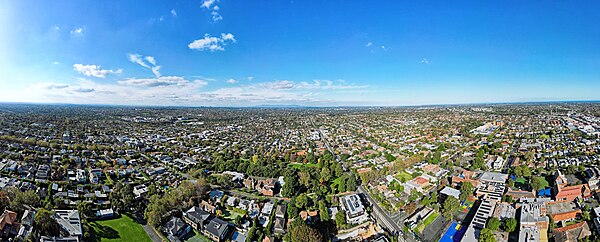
478,228,496,242
287,199,299,218
283,172,299,197
77,201,92,218
34,209,60,237
582,211,591,221
486,217,501,231
318,200,330,221
503,218,517,232
320,167,331,183
298,172,312,189
346,175,357,192
295,194,309,209
460,182,474,201
335,210,347,229
291,220,323,242
531,177,544,191
442,196,460,219
9,189,41,214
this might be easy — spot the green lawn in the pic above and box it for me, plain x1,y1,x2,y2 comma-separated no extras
223,208,245,221
89,214,151,242
415,211,439,234
394,171,412,183
183,231,212,242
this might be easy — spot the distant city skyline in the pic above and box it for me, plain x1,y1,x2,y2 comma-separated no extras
1,1,600,106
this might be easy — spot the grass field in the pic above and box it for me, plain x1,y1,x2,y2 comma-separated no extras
394,171,412,182
89,214,151,242
415,211,439,233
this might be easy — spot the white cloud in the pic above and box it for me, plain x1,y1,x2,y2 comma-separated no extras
171,9,177,17
52,61,61,65
221,33,235,41
264,80,295,90
10,76,368,106
247,76,254,81
128,54,150,68
145,56,157,65
297,80,368,90
70,27,84,36
188,33,236,51
201,0,222,22
226,78,237,84
119,76,206,88
420,58,430,64
73,64,122,78
73,87,95,93
202,0,217,8
260,80,367,91
128,53,161,77
40,83,70,90
366,42,372,47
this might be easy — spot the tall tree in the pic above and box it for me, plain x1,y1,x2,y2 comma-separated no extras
291,221,323,242
503,218,517,232
318,200,330,221
460,182,474,201
442,196,460,219
335,210,346,229
34,209,60,237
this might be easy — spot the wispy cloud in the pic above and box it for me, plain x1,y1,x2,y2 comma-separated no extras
73,64,122,78
365,41,387,52
202,0,222,22
261,79,368,90
171,9,177,17
188,33,236,51
119,76,207,88
420,58,430,64
128,53,161,77
40,83,70,90
70,27,84,36
12,73,367,106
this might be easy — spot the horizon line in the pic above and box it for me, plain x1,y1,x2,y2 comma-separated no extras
1,99,600,109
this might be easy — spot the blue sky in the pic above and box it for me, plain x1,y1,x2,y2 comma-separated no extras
1,0,600,106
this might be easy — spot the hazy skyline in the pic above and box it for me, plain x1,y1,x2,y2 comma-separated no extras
1,1,600,106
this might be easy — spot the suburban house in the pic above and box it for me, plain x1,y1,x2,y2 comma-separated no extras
54,210,83,239
163,217,191,242
553,170,593,202
203,218,229,242
552,221,591,242
183,206,212,231
0,210,19,238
